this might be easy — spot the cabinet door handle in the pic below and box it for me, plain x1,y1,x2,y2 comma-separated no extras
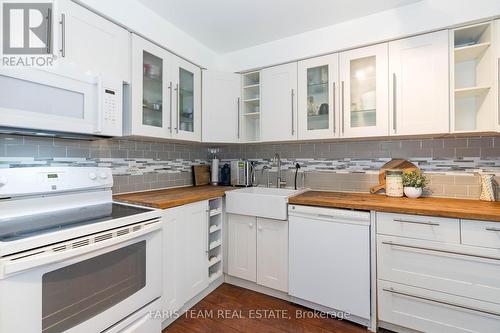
237,97,241,139
393,73,397,133
341,81,345,135
291,89,295,136
168,82,173,132
485,227,500,232
59,14,66,57
174,83,179,133
332,81,336,134
383,288,500,317
382,241,500,261
393,219,440,226
46,8,52,54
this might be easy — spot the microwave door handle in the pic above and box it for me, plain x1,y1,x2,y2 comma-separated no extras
1,223,161,278
94,75,103,134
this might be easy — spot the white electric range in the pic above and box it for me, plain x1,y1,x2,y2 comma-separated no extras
0,167,163,333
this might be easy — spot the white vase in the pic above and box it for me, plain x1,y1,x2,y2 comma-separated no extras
404,187,422,199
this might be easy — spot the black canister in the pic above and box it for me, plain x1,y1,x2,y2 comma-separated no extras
220,163,230,186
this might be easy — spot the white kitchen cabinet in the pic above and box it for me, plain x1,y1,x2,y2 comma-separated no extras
56,0,130,82
339,43,389,138
227,214,257,282
181,201,209,301
128,34,172,138
261,63,298,141
256,218,288,292
162,207,183,313
202,70,241,142
162,201,209,311
297,54,339,140
389,31,450,135
172,57,202,141
496,19,500,132
127,34,201,141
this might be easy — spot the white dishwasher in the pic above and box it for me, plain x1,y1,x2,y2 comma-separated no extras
288,204,371,321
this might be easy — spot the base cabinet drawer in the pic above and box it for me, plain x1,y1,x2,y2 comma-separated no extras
377,212,460,243
378,280,500,333
462,220,500,250
377,235,500,305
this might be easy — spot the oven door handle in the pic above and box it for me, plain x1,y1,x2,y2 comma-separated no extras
0,223,161,278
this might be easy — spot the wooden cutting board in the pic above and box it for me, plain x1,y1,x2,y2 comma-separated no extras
370,159,419,194
192,165,211,186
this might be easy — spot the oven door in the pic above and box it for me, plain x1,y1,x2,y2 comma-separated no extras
0,68,122,136
0,220,162,333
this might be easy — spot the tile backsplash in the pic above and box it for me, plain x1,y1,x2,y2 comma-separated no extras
1,133,499,199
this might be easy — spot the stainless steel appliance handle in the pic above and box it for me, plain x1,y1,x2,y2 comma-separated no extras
291,89,295,135
332,81,336,134
393,73,397,133
59,14,66,57
237,97,240,139
341,81,345,135
174,83,179,133
383,288,500,317
46,8,52,54
382,241,500,261
393,219,440,226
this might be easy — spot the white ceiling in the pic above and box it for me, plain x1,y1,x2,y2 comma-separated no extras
136,0,422,54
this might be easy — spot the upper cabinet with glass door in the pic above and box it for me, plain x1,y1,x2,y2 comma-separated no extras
127,34,171,138
339,44,389,138
172,58,201,141
297,54,339,140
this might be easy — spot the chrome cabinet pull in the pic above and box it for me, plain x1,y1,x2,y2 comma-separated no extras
393,73,397,133
383,287,500,317
291,89,295,136
382,241,500,261
174,83,179,133
332,81,336,134
341,81,345,135
237,97,240,139
485,227,500,232
393,219,440,226
59,14,66,57
168,82,173,132
46,8,52,54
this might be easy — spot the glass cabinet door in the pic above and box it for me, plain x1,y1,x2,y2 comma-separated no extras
297,53,338,140
130,34,171,138
178,67,194,133
340,44,388,138
142,51,163,128
173,57,201,141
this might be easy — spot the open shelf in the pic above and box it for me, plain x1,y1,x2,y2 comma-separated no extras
454,42,490,62
242,111,260,119
243,83,260,89
241,71,261,142
454,86,491,98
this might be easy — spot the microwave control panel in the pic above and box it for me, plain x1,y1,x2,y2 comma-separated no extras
99,78,123,136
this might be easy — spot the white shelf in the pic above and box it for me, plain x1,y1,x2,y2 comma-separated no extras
242,111,260,119
454,86,491,98
243,98,260,106
454,42,490,62
209,208,222,217
208,256,221,267
209,225,222,234
209,239,222,250
243,83,260,89
209,271,223,283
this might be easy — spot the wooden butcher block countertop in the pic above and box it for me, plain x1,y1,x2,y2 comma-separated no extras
288,191,500,222
114,185,233,209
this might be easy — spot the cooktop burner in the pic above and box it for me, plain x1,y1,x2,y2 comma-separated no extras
0,203,151,242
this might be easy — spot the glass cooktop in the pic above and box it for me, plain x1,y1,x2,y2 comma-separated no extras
0,203,152,242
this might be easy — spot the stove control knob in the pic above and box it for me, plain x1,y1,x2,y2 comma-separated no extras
0,176,7,186
100,172,108,179
89,172,97,180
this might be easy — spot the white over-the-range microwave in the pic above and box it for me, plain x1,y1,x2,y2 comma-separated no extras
0,67,123,137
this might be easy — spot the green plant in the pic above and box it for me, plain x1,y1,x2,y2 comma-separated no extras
402,171,428,188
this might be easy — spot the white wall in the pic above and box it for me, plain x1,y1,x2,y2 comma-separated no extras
217,0,500,72
76,0,217,68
